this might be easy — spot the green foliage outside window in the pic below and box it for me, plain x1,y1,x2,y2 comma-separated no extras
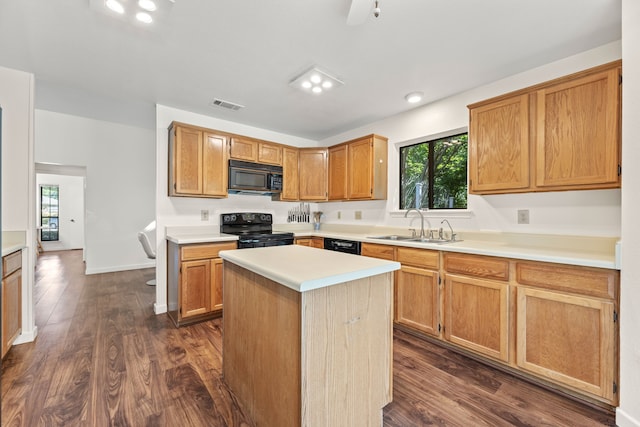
400,133,468,210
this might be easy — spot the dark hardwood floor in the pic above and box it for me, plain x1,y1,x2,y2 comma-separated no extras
1,250,615,426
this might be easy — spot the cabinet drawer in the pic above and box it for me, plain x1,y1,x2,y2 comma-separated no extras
2,250,22,278
516,261,617,299
396,247,439,269
361,243,395,260
181,242,237,261
444,253,509,281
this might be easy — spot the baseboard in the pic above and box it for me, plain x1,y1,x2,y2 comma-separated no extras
617,408,640,427
154,303,167,314
85,261,155,275
13,326,38,345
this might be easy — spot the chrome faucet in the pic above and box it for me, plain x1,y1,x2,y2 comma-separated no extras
440,219,455,241
405,208,427,238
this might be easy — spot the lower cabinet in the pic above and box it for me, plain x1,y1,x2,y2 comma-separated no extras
294,237,324,249
515,261,618,403
167,241,237,327
2,250,22,359
444,274,509,362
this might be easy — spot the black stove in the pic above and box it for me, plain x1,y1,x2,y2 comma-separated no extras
221,212,294,249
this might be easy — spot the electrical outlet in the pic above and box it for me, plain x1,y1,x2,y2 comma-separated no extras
201,209,209,221
355,211,362,220
517,209,529,224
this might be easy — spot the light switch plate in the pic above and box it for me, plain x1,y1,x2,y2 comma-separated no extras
201,209,209,221
355,211,362,220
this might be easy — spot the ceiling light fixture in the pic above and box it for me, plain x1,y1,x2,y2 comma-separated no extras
138,0,157,11
405,92,423,103
136,11,153,23
105,0,125,14
290,67,344,95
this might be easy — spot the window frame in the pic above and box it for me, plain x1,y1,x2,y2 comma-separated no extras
399,131,469,211
40,184,60,242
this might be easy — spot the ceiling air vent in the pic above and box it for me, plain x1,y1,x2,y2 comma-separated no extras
210,98,245,111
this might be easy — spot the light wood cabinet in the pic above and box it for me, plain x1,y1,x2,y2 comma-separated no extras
279,147,299,201
230,136,283,165
469,94,530,193
167,241,237,327
328,144,347,200
468,60,621,194
298,148,328,201
2,250,22,359
443,253,510,362
294,237,324,249
328,135,388,201
169,122,228,198
515,261,618,403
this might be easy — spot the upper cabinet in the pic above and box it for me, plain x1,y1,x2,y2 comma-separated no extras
328,134,388,201
280,146,300,201
468,60,621,195
299,148,328,201
169,122,228,198
230,136,283,166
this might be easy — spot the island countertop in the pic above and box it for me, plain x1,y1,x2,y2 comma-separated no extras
219,245,400,292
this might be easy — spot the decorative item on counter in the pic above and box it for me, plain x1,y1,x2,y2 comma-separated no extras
287,203,311,223
313,211,323,230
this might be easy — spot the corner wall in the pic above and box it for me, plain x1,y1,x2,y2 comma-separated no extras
0,65,37,343
617,1,640,426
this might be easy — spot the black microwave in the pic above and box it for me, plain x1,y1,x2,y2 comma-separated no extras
228,160,283,194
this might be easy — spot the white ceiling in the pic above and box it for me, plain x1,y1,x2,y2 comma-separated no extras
0,0,621,140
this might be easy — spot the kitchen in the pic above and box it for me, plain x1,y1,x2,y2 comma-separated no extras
1,1,639,426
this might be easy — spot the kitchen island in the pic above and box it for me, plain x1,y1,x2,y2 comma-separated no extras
219,245,400,427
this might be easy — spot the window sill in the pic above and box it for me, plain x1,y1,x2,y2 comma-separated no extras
389,209,475,219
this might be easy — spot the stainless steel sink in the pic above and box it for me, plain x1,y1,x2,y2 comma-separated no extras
368,235,462,244
368,235,415,241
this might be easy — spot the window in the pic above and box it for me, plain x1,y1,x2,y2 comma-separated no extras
41,185,59,241
400,133,468,210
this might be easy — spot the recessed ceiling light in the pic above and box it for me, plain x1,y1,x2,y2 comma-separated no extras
405,92,423,103
289,67,344,95
138,0,157,11
136,12,153,23
105,0,125,14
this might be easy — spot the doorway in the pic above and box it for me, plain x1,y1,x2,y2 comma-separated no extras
35,163,86,259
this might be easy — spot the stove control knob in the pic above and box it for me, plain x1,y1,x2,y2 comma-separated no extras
223,215,230,222
231,215,236,221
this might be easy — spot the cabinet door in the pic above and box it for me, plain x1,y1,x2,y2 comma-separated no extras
347,138,373,199
516,287,616,401
468,94,530,193
210,258,224,312
310,237,324,249
203,132,228,197
229,137,258,162
396,266,439,337
180,260,211,319
281,147,299,201
536,67,620,189
298,149,327,201
328,144,347,200
444,274,509,361
173,126,203,195
2,269,22,358
258,142,283,165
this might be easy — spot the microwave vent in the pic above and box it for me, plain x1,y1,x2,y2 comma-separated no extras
210,98,245,111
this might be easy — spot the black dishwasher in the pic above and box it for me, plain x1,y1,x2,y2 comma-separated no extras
324,238,361,255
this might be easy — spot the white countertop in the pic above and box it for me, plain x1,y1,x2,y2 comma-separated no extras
165,226,238,244
2,231,26,257
219,245,400,292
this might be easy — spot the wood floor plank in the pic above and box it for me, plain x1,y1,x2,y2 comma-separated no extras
1,250,615,426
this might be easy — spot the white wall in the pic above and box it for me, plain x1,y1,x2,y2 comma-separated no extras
154,105,318,313
318,42,623,238
36,173,85,251
0,65,37,343
34,110,155,274
617,1,640,426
